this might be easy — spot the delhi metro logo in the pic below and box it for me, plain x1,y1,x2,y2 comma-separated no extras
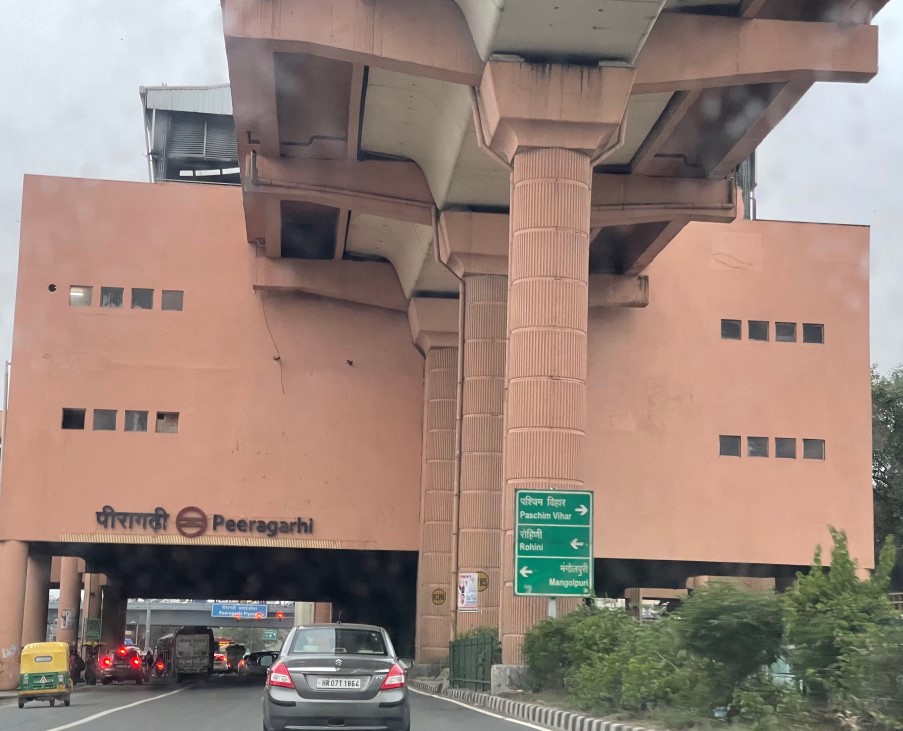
176,506,208,538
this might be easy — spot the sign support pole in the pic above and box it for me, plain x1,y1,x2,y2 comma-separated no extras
548,597,557,619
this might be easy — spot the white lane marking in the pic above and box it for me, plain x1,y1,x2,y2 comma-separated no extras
33,687,187,731
409,687,550,730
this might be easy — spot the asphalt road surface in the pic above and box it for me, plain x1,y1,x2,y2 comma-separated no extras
0,675,538,731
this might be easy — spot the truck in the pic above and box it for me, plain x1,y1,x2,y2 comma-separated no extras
155,626,214,683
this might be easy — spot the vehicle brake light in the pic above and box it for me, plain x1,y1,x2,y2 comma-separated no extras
156,661,165,671
131,656,142,668
267,661,294,689
118,647,127,656
380,663,406,690
102,657,112,667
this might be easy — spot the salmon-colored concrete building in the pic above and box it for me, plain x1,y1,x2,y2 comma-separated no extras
0,0,888,688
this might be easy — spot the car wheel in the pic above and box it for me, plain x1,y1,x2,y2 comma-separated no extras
17,701,24,709
102,679,111,685
136,676,143,685
49,699,55,707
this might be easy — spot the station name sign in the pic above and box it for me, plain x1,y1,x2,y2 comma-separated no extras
95,505,314,539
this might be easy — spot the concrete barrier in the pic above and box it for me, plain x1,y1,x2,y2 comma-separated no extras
409,679,661,731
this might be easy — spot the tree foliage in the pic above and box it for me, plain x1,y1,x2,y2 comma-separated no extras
677,582,784,695
872,366,903,589
784,528,897,698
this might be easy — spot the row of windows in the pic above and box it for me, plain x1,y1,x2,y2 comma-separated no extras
66,285,184,311
61,408,179,433
719,435,825,460
721,320,824,344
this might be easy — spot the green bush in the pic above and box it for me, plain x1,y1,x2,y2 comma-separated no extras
732,673,813,731
521,604,596,690
785,529,897,698
834,621,903,730
621,618,716,714
677,581,784,700
566,612,640,712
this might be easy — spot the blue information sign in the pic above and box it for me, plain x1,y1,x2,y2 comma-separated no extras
211,602,268,619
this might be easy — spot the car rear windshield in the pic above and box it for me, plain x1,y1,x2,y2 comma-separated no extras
290,628,387,656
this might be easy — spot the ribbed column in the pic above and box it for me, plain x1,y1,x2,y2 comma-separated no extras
415,347,458,662
501,148,592,664
22,552,51,645
0,541,28,690
457,275,507,633
56,556,82,647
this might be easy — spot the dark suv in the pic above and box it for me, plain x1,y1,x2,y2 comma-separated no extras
100,647,145,685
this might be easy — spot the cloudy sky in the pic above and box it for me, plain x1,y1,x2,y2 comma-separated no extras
1,2,901,369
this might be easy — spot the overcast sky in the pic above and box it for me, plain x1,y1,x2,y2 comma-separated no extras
1,2,901,370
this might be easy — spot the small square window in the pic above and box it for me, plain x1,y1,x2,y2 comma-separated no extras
803,439,825,460
802,323,824,344
776,322,797,342
161,290,184,311
719,435,741,457
69,286,92,307
156,411,180,433
131,288,154,310
61,408,86,430
100,287,124,308
748,436,769,458
93,409,117,431
748,321,769,341
775,438,797,459
124,410,148,432
721,319,741,340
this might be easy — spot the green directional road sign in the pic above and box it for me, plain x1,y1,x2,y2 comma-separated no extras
262,629,278,641
514,489,593,597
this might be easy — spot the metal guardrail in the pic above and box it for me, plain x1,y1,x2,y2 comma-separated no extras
448,634,498,692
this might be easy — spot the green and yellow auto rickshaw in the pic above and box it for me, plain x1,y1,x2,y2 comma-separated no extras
17,642,72,709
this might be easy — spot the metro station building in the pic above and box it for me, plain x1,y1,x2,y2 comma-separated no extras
0,0,887,688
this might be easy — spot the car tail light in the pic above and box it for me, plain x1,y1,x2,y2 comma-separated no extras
156,661,165,671
131,656,142,668
267,661,294,689
102,657,112,667
380,663,406,690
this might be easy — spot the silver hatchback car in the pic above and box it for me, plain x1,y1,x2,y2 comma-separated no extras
262,623,413,731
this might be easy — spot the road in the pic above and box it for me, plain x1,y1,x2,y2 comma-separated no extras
0,675,536,731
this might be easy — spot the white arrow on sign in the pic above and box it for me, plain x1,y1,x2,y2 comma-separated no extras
570,539,585,550
519,566,533,578
575,504,589,516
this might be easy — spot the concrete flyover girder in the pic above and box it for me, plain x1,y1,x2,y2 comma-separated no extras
408,297,459,355
253,257,408,312
246,155,436,229
590,174,736,229
634,14,878,95
221,0,484,86
226,38,279,159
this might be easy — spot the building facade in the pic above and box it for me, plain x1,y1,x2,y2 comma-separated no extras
0,0,887,688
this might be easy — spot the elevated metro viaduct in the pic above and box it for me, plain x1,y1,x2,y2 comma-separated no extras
0,0,889,688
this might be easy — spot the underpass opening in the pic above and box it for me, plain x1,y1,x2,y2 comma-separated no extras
38,542,418,657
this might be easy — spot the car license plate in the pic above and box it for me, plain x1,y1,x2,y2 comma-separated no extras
315,677,362,690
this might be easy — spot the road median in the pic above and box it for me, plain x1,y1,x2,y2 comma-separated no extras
409,679,658,731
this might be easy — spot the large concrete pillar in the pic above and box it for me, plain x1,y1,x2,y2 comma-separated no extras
474,61,635,664
314,602,333,623
56,556,82,647
0,540,29,690
457,275,506,633
100,584,126,647
22,552,51,645
500,148,592,661
409,297,459,662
